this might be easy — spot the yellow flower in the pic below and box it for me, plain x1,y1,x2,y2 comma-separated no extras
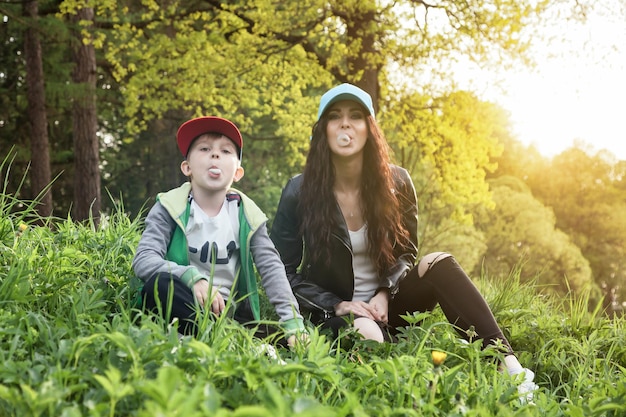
16,223,28,237
431,350,447,366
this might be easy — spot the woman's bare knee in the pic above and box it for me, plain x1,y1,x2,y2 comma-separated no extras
354,317,384,343
417,252,453,278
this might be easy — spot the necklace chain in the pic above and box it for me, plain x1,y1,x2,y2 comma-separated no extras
339,201,359,218
335,189,360,219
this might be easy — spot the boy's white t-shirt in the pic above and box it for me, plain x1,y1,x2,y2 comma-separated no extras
349,225,379,302
186,197,240,301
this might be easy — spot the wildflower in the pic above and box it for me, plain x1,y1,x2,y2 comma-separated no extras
465,325,478,341
429,350,448,405
16,222,28,237
431,350,447,366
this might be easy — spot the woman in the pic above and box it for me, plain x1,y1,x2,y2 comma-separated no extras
270,83,537,398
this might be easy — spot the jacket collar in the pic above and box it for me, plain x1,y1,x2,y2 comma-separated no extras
331,199,352,249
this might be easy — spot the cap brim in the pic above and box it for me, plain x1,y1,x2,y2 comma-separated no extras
318,93,370,119
317,83,375,120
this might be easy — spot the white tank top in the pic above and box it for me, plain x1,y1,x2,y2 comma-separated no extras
349,225,378,302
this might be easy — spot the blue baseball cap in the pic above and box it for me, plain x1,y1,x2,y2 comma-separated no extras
317,83,376,121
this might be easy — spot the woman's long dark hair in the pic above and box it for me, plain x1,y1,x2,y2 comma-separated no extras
298,113,410,275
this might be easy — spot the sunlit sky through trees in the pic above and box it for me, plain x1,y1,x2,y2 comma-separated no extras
462,3,626,160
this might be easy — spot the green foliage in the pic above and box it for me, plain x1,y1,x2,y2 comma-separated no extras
492,142,626,303
417,217,488,274
527,149,626,293
2,177,626,416
4,2,626,411
0,1,76,216
45,0,556,221
474,176,594,294
382,90,508,259
382,92,507,229
9,1,614,257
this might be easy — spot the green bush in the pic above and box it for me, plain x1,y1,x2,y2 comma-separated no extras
0,169,625,416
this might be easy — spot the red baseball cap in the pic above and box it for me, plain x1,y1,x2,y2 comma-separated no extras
176,116,243,158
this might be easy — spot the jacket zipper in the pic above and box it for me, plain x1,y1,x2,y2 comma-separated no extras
298,293,334,319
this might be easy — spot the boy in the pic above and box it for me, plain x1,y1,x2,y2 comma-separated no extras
132,116,305,346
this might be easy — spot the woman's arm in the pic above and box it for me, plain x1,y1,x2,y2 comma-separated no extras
271,176,343,317
381,166,419,295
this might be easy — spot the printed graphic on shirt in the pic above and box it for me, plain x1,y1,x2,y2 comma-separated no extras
186,198,240,299
189,240,237,264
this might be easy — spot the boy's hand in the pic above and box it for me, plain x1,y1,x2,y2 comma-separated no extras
193,280,225,315
287,332,310,348
209,288,225,315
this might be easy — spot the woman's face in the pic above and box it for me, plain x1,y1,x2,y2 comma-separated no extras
325,100,368,157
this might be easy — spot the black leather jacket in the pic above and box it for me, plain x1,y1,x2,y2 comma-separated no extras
270,165,418,323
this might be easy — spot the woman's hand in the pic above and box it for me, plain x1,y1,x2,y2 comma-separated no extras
368,289,390,323
335,300,381,321
193,280,225,315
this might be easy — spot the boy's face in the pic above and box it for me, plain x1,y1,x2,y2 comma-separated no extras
180,134,244,194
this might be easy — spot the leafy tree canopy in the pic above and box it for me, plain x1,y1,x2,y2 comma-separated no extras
475,176,594,294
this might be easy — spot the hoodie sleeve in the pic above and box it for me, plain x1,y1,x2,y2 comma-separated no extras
250,222,304,325
132,201,207,287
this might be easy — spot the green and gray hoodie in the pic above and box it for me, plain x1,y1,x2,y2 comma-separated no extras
132,182,304,336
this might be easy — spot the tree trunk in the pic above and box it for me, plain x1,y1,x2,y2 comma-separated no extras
71,7,100,224
23,0,52,218
346,8,381,113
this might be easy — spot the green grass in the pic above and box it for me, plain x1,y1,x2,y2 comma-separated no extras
1,184,625,416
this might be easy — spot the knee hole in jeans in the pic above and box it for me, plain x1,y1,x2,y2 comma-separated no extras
417,252,453,278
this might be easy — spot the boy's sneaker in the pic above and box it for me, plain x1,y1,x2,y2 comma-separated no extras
510,368,538,404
